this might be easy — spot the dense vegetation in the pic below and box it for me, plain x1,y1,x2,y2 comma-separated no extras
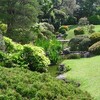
0,67,93,100
0,0,100,99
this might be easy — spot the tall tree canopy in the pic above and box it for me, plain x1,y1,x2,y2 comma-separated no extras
0,0,40,36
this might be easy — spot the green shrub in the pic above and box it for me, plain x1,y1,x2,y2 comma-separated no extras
74,27,85,35
59,29,66,34
0,68,93,100
22,44,50,72
41,30,55,39
0,34,5,52
3,36,23,53
67,16,77,25
59,25,69,32
4,53,27,68
40,22,55,33
89,41,100,55
2,37,50,72
89,15,100,25
35,38,62,65
90,32,100,44
0,22,7,34
69,35,89,51
67,53,81,59
79,38,91,51
78,17,89,25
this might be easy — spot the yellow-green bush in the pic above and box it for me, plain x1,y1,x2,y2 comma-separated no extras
2,37,50,72
90,32,100,44
0,67,93,100
3,36,23,53
0,22,7,33
22,45,50,72
89,41,100,55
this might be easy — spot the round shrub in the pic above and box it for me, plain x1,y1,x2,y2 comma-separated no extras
59,25,69,32
78,17,89,25
79,38,91,51
22,45,50,72
89,41,100,55
74,27,85,35
69,35,89,51
0,68,93,100
89,15,100,25
90,32,100,44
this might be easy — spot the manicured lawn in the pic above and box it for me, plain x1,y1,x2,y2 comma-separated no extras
94,25,100,32
67,25,100,39
62,56,100,100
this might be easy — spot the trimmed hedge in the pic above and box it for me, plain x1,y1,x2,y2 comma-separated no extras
89,41,100,55
69,35,90,51
74,27,85,35
90,32,100,44
0,68,93,100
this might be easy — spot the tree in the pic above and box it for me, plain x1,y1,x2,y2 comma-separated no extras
0,0,40,37
38,0,64,20
62,0,77,16
75,0,99,18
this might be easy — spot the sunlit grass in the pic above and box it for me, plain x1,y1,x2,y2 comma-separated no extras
62,56,100,100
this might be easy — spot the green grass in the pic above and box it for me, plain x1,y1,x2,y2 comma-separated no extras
67,25,100,39
94,25,100,32
62,56,100,100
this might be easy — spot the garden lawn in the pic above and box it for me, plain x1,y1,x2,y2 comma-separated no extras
62,56,100,100
94,25,100,32
67,25,100,39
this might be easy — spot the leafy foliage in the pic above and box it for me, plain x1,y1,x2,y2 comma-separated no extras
69,35,90,51
89,41,100,55
35,38,62,65
0,0,40,39
22,45,50,72
90,32,100,44
0,22,7,34
89,15,100,25
78,17,89,25
2,37,50,72
0,68,93,100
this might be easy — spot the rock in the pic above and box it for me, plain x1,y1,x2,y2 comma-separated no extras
58,64,65,72
83,52,90,58
63,48,70,55
56,74,66,80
